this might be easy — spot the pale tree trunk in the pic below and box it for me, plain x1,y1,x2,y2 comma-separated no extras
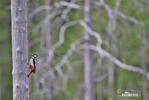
97,58,103,100
11,0,29,100
0,69,1,99
96,8,103,100
98,82,103,100
108,42,116,100
44,0,53,100
84,0,94,100
108,37,118,100
108,62,114,100
141,32,148,100
141,49,148,100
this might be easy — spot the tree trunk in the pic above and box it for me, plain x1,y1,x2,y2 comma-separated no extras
98,60,103,100
84,0,94,100
108,37,117,100
108,62,114,100
141,34,148,100
44,0,53,100
141,50,148,100
11,0,29,100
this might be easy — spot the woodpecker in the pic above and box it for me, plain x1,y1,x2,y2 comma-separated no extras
27,54,37,77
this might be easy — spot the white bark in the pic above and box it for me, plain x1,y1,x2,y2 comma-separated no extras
44,0,53,100
11,0,29,100
141,49,148,100
141,30,148,100
84,0,94,100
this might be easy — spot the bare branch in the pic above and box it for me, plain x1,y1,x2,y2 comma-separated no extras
114,0,121,11
114,11,142,24
32,10,61,34
54,1,81,9
78,20,149,79
94,0,143,25
29,5,51,20
61,0,81,19
95,73,108,83
80,21,102,47
48,21,79,61
30,1,81,19
54,39,83,77
89,45,149,77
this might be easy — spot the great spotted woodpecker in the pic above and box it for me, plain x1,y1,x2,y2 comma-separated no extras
27,54,37,77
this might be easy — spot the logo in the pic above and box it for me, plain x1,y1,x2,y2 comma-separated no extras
117,89,141,97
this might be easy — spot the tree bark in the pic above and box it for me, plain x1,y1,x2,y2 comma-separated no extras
84,0,94,100
108,37,117,100
11,0,29,100
141,50,148,100
108,62,114,100
141,33,148,100
44,0,53,100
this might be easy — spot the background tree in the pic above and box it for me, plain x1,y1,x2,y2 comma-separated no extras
84,0,94,100
44,0,53,100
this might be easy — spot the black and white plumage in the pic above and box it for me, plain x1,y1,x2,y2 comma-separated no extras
27,54,37,77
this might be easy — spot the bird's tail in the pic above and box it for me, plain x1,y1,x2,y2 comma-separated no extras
27,71,32,77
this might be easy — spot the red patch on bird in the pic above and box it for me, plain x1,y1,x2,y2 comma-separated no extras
29,65,35,72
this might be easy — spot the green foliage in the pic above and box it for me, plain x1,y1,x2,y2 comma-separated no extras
104,0,116,8
0,1,12,99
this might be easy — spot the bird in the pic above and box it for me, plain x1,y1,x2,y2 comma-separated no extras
27,54,37,77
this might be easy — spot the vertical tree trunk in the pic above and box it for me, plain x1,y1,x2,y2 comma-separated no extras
96,8,103,100
11,0,29,100
141,33,148,100
98,82,103,100
0,69,1,99
108,37,117,100
108,62,114,100
141,50,148,100
44,0,53,100
84,0,94,100
98,59,103,100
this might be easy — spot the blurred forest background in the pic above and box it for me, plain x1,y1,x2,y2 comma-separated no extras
1,0,149,100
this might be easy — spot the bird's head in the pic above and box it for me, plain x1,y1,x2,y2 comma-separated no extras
32,54,38,59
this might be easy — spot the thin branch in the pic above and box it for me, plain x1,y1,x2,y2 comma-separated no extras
61,0,80,19
114,11,142,24
30,5,51,20
89,45,149,79
79,20,102,47
94,0,143,25
54,39,83,77
95,73,108,83
30,1,81,19
79,20,149,79
54,1,81,9
47,20,79,61
32,10,61,34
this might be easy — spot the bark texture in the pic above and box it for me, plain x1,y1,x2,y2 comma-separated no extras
11,0,29,100
44,0,53,100
84,0,94,100
141,50,148,100
141,34,148,100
